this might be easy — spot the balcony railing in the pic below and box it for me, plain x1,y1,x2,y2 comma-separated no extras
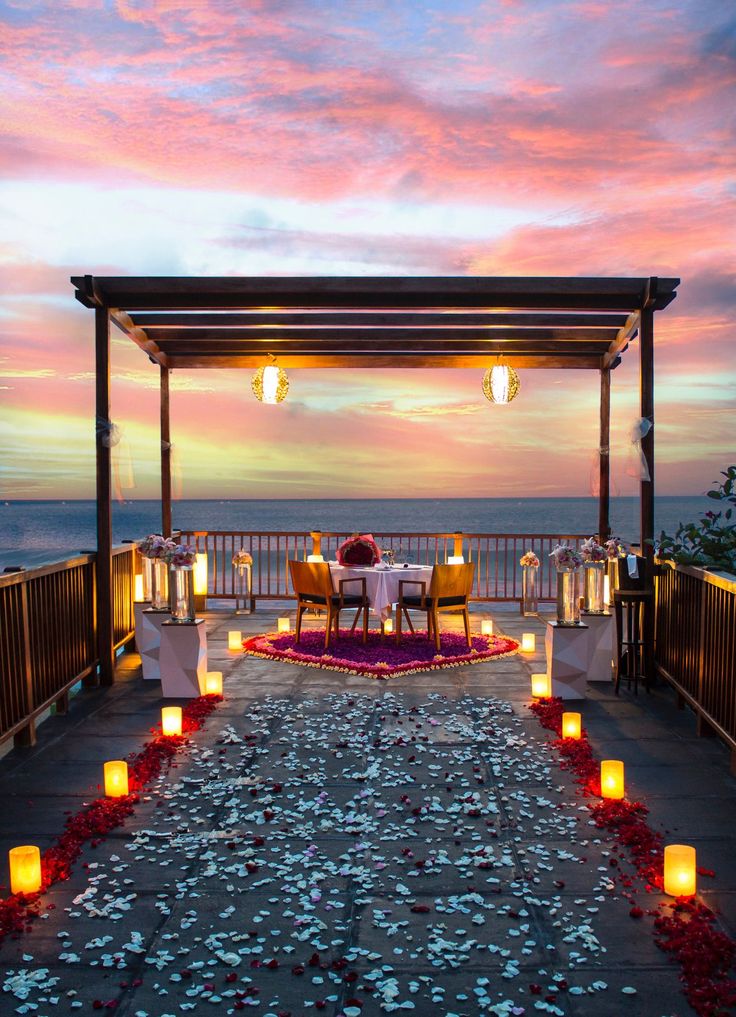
178,529,590,603
655,562,736,768
0,544,135,747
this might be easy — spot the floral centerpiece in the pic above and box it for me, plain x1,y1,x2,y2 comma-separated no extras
232,549,253,568
162,542,196,568
605,537,628,559
139,534,176,559
138,534,177,608
581,538,607,614
336,533,382,567
550,544,583,626
519,550,540,615
581,537,606,563
162,542,197,622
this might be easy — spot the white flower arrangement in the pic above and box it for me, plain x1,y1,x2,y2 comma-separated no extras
549,544,583,570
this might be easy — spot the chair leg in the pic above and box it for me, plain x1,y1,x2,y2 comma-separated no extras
463,608,471,647
403,608,415,634
324,608,333,650
433,609,441,651
295,603,304,643
350,608,360,634
395,604,403,644
363,604,369,644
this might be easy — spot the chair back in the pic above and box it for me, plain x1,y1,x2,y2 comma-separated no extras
289,560,334,601
429,562,475,600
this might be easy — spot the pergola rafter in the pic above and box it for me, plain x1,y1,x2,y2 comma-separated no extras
71,274,679,683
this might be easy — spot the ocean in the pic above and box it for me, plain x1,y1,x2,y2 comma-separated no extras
0,497,711,570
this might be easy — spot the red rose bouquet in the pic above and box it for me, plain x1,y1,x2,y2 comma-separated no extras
336,533,382,566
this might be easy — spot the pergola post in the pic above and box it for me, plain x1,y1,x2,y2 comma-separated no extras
161,365,172,536
598,368,611,541
640,278,657,558
95,306,114,686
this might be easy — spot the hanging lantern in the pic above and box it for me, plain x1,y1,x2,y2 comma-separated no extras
482,361,520,405
252,357,289,404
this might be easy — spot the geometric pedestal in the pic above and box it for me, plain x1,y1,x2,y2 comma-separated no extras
159,620,208,698
582,611,614,683
545,621,589,700
136,606,170,681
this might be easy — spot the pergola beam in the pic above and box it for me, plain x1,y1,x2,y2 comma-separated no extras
165,352,604,369
148,326,618,344
109,309,169,368
132,311,629,329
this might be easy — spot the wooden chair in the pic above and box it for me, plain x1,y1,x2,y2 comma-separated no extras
395,562,475,651
288,560,369,649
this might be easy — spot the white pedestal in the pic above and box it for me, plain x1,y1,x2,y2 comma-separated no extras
582,611,614,683
160,620,208,698
136,606,169,681
545,621,589,700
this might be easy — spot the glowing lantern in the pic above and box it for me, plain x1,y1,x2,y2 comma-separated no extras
482,362,520,405
228,630,242,651
277,616,291,633
383,617,394,635
193,553,208,596
600,759,625,800
307,554,324,563
447,555,465,565
104,760,129,798
481,618,494,636
561,712,582,739
134,574,145,602
161,706,182,737
603,574,611,608
205,671,223,696
531,673,551,698
9,845,42,895
252,362,289,404
664,844,697,897
521,633,536,653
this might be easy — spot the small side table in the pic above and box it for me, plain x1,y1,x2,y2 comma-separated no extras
136,606,170,681
545,620,589,700
582,611,614,684
159,620,208,698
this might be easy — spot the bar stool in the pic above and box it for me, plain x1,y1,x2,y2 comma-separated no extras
613,557,654,695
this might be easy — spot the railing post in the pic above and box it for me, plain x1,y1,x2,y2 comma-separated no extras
311,531,322,558
13,581,36,748
453,532,463,559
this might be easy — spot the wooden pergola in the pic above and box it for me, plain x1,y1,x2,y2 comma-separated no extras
71,274,679,682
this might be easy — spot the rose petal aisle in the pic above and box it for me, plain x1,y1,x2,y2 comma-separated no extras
0,686,715,1016
242,628,519,678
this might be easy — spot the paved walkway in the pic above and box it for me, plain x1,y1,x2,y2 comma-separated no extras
1,606,735,1017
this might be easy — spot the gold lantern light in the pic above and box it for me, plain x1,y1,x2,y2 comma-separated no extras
482,359,520,405
193,553,208,596
600,759,625,800
561,712,582,739
531,673,551,698
9,845,42,895
252,355,289,405
277,616,291,633
204,671,223,696
664,844,697,897
383,617,394,636
104,760,129,798
134,574,145,602
161,706,183,737
481,618,494,636
228,630,243,651
521,632,536,653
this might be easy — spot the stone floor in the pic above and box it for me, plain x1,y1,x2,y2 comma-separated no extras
0,604,735,1017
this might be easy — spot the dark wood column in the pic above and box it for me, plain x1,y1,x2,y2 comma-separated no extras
95,306,114,685
640,278,657,557
161,365,172,536
598,368,611,541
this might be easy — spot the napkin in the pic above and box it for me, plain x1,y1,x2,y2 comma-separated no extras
626,554,639,578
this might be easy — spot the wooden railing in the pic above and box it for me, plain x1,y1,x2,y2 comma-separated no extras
178,530,589,603
655,563,736,768
0,545,136,748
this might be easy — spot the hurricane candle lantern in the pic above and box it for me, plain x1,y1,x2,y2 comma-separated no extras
550,544,583,626
600,759,625,799
104,760,129,798
161,706,183,737
307,554,324,563
277,616,291,633
519,550,540,615
481,618,494,636
134,574,145,602
151,558,169,609
193,553,208,597
531,673,551,698
664,844,697,897
205,671,223,696
228,630,242,651
447,555,465,565
383,617,394,635
9,845,42,895
232,550,253,614
521,633,536,653
561,712,582,739
138,535,174,609
165,543,197,623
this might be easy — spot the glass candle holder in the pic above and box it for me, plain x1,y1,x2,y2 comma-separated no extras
169,566,196,623
556,567,581,626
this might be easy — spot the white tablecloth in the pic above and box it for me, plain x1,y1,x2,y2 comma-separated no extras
329,563,434,621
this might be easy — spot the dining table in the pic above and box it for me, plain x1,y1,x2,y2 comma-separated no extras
329,562,434,621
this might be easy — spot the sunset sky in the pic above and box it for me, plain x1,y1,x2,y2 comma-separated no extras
0,0,734,500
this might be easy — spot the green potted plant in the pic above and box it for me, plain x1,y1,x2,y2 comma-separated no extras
655,467,736,575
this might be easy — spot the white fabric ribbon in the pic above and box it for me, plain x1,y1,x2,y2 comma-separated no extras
161,441,183,499
96,417,121,448
627,417,653,481
96,419,135,501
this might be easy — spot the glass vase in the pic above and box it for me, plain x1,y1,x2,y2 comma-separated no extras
583,561,606,614
150,559,169,610
521,565,538,616
142,556,153,602
556,567,581,626
235,563,252,615
169,566,196,623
